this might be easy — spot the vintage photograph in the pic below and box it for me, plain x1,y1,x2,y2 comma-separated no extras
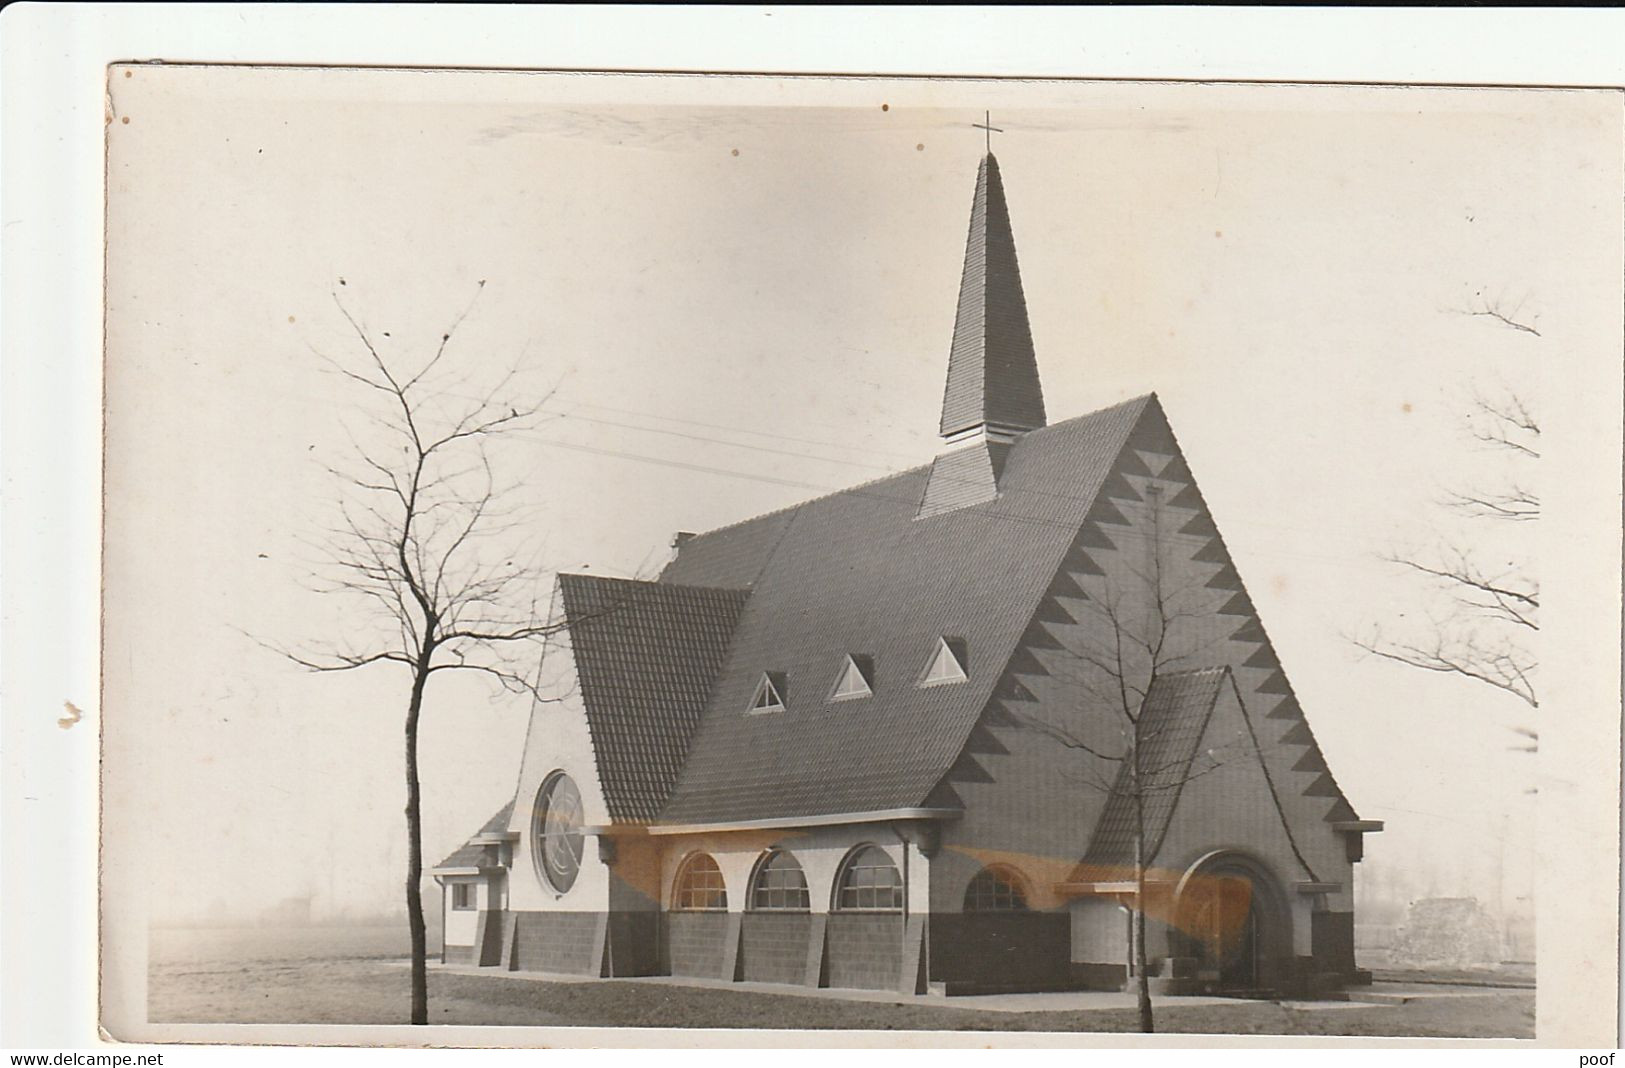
97,66,1620,1043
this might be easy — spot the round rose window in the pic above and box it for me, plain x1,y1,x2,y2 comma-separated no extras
532,772,584,894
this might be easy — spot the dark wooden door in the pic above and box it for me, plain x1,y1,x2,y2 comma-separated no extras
1193,873,1262,991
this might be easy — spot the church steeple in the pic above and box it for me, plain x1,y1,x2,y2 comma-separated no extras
938,152,1046,443
918,151,1044,520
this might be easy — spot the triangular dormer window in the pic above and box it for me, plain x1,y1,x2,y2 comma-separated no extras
750,672,787,714
920,637,969,687
830,655,875,702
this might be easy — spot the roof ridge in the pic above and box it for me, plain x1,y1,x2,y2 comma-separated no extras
677,394,1157,547
559,571,753,598
673,463,928,544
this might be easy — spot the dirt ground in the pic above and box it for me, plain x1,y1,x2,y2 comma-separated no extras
148,957,1535,1037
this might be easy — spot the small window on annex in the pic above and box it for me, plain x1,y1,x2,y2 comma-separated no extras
963,866,1030,912
673,853,728,912
835,845,903,912
749,850,811,911
450,883,475,911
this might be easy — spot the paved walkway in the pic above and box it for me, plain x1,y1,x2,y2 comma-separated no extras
426,961,1485,1015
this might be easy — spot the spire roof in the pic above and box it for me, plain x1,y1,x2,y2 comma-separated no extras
939,153,1046,439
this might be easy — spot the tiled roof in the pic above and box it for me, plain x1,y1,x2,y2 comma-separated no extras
434,801,514,872
656,395,1152,826
915,440,1009,519
658,508,796,589
559,574,752,822
939,153,1046,437
1080,668,1231,868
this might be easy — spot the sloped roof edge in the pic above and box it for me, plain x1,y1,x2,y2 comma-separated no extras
433,800,515,872
558,572,752,823
657,394,1156,825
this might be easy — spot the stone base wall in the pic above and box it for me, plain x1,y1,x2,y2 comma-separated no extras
826,913,903,991
669,911,731,979
930,912,1072,992
1069,962,1128,991
509,911,601,975
740,912,811,985
493,907,1364,997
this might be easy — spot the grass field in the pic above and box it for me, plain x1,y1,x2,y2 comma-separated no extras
148,930,1535,1038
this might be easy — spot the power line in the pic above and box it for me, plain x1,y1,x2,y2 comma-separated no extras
542,409,906,474
373,385,1393,571
558,398,932,464
518,435,839,493
515,428,1395,574
535,404,1385,558
423,385,1387,560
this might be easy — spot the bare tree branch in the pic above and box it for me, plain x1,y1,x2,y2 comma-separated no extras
1466,390,1540,461
1359,296,1539,740
1444,487,1539,522
1005,482,1283,1031
272,281,574,1025
1461,292,1542,338
1467,306,1541,337
1352,625,1537,709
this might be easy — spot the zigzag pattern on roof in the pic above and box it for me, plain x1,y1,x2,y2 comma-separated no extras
928,399,1361,830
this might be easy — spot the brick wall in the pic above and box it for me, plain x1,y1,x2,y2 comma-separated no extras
826,913,903,991
740,912,811,985
510,911,601,975
930,912,1071,991
668,911,731,979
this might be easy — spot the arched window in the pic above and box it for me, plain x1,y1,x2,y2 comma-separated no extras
963,866,1030,912
749,850,810,911
531,771,584,894
835,845,903,911
673,853,727,911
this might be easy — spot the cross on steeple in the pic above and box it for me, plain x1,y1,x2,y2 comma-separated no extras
972,110,1003,154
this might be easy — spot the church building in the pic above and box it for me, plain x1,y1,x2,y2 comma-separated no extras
433,149,1381,997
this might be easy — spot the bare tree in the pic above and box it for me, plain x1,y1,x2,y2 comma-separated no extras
1355,298,1539,735
279,281,564,1024
1014,487,1249,1032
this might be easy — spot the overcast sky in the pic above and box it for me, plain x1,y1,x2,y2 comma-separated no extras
102,69,1619,926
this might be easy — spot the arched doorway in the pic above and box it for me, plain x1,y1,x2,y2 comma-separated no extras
1171,852,1291,995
